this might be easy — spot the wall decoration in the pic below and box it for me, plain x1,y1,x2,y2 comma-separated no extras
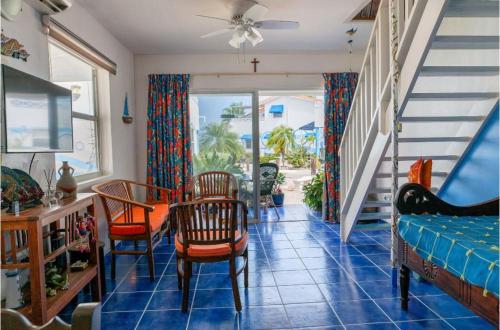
122,93,133,124
1,32,30,61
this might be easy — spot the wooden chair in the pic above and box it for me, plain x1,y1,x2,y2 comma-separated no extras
186,171,238,200
92,179,171,281
1,303,100,330
171,199,249,312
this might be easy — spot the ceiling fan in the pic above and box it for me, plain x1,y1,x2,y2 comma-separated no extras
197,0,299,48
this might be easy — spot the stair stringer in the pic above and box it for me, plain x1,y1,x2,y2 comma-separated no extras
341,132,390,242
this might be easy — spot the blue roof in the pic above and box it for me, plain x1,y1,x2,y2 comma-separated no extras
240,134,252,140
299,122,315,130
269,104,284,114
262,132,271,139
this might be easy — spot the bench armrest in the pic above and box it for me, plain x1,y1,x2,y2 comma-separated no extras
396,183,499,216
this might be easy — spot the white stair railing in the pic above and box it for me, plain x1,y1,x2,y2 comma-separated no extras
339,0,428,220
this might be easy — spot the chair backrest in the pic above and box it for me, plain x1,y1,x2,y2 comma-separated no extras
92,180,133,221
172,199,247,251
2,303,100,330
260,163,279,196
188,171,238,200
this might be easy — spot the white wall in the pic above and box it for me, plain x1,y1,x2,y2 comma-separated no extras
1,2,136,249
134,52,363,183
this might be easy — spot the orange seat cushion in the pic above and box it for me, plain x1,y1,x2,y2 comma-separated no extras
175,231,248,257
109,203,169,236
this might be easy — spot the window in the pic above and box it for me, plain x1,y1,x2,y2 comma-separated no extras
49,42,100,179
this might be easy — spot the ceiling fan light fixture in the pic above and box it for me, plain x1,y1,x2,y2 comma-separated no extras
229,28,247,48
229,36,242,48
245,27,263,46
234,28,246,42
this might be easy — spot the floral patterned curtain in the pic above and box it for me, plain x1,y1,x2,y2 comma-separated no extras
323,72,358,222
147,74,192,203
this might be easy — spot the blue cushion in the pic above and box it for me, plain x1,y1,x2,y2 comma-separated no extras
398,214,499,297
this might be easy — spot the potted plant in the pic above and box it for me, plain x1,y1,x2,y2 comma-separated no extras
272,172,286,206
303,172,324,213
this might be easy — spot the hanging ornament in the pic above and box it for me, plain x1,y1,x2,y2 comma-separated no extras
346,28,358,54
346,27,358,71
122,93,133,124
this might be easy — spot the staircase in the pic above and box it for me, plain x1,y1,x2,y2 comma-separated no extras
339,0,499,242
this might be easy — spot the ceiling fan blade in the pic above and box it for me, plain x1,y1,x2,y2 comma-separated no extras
243,3,268,21
254,20,300,29
200,29,233,39
195,14,232,23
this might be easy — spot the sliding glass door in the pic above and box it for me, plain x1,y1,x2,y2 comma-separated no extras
190,93,259,220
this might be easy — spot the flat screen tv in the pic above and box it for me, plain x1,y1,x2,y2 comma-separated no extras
1,65,73,153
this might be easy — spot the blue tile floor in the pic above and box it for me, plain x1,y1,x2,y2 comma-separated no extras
59,205,495,329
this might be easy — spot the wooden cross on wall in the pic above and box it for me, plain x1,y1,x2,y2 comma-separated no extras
251,58,260,73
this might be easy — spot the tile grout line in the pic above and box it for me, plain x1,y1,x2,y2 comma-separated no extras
356,231,458,330
134,242,176,330
101,242,153,308
254,222,291,327
308,227,403,330
291,221,347,330
184,259,202,330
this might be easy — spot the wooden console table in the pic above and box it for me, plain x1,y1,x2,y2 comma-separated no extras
1,193,101,325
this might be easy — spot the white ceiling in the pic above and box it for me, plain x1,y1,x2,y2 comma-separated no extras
75,0,374,55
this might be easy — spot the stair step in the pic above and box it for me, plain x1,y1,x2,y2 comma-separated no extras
376,172,447,178
354,222,391,231
382,155,460,161
371,187,439,194
409,92,499,101
400,116,485,122
432,36,499,49
358,212,392,221
364,201,391,208
420,66,500,76
399,136,471,143
446,0,500,18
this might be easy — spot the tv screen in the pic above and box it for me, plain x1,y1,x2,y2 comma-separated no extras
2,65,73,153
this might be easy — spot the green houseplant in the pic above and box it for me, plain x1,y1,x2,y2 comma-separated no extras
303,172,324,212
272,172,286,206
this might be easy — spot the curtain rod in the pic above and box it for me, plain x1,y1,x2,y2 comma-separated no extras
191,72,324,77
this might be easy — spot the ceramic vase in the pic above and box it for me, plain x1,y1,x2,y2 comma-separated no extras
56,161,77,198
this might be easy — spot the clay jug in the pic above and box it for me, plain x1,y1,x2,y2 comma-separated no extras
56,161,77,198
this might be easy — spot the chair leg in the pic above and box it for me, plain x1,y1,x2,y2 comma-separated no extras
176,255,182,290
167,226,171,245
110,240,116,280
269,195,280,220
147,238,155,281
243,248,249,288
400,264,410,310
229,257,242,312
182,261,191,312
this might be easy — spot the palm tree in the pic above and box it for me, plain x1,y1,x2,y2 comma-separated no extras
194,151,244,175
266,125,295,165
199,122,245,160
221,102,246,123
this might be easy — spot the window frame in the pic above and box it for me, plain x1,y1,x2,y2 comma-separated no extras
48,39,102,182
